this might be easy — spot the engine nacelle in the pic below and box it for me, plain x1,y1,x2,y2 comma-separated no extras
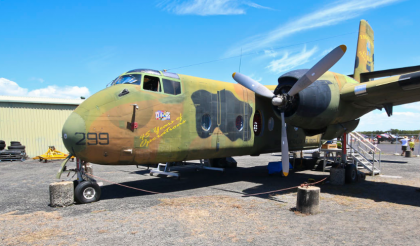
273,69,340,132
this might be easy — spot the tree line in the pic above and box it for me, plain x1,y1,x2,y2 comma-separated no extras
359,129,420,136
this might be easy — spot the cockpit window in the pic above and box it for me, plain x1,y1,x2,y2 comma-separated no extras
143,75,161,92
162,79,181,95
112,74,141,86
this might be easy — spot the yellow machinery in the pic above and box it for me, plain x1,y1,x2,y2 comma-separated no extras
33,146,74,162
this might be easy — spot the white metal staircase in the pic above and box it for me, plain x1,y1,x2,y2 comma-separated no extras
348,132,381,175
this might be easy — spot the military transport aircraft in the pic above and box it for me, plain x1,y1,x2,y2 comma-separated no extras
59,20,420,204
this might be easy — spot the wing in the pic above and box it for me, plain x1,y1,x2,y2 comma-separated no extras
341,71,420,115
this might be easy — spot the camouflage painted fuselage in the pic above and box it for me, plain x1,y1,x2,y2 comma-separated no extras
62,70,378,166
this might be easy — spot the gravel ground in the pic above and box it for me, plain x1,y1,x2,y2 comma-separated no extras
1,146,420,245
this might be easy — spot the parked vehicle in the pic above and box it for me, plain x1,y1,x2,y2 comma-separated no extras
376,133,403,144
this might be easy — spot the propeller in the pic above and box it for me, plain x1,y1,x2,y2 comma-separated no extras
231,72,275,98
232,45,347,176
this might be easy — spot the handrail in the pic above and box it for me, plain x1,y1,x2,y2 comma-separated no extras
350,137,378,160
352,132,381,152
357,147,380,162
352,132,379,151
358,147,373,159
349,132,380,153
350,132,370,149
350,147,379,171
348,131,381,175
351,132,376,151
349,133,375,152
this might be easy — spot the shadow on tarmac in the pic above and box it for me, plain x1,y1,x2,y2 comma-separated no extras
99,160,420,207
379,160,408,164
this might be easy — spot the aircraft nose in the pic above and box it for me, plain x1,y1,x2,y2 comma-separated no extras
62,112,86,155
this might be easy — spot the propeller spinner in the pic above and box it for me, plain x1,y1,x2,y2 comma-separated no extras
232,45,346,176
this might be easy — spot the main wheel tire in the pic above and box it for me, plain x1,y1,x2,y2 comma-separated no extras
10,141,21,146
0,144,5,150
8,146,25,150
345,164,358,183
0,140,5,144
73,180,80,189
74,181,101,204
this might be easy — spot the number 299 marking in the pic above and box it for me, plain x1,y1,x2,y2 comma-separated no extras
75,132,109,145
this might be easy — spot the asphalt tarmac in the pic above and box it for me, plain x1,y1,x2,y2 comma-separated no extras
376,141,420,156
1,146,420,245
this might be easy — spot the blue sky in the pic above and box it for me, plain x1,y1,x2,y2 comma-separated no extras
0,0,419,131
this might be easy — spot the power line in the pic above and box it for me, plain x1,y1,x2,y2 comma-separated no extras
166,31,357,71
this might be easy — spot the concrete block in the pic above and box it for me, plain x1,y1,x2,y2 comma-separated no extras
49,181,74,207
296,186,320,215
330,167,345,185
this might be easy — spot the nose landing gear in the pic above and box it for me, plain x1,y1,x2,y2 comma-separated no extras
74,180,101,204
73,159,101,204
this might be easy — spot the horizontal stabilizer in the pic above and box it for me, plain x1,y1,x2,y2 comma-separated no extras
348,65,420,82
341,71,420,108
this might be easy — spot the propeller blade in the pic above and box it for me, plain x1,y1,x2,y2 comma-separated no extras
280,112,289,176
288,45,347,96
232,72,274,98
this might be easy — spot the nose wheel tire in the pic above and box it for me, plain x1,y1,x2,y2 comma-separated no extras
74,181,101,204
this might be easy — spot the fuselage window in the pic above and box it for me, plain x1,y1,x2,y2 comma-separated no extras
112,74,141,86
236,115,243,131
162,79,181,95
253,110,262,136
202,114,211,131
143,75,161,92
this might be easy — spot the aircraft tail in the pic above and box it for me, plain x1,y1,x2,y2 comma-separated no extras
354,20,374,82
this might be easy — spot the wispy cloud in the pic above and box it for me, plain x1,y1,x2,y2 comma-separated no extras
225,0,401,56
320,47,334,57
29,77,44,83
266,45,318,73
244,2,273,10
0,78,90,99
263,49,279,58
247,73,262,82
159,0,272,16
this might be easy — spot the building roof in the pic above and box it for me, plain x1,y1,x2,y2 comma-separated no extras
0,95,84,105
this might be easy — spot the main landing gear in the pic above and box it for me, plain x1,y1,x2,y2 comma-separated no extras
345,163,358,183
73,159,101,204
